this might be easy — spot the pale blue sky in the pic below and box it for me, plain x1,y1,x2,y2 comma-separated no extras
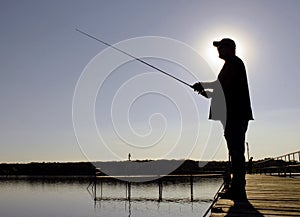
1,0,300,162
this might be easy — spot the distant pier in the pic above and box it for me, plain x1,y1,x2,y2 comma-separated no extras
90,174,223,202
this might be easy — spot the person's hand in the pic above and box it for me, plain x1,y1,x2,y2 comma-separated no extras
192,82,211,98
192,82,205,93
201,90,213,98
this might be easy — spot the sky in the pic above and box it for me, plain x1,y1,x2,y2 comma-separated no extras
0,0,300,163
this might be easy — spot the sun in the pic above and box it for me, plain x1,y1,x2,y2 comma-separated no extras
199,37,247,73
194,28,251,74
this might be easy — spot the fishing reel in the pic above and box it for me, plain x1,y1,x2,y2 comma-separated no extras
192,82,208,98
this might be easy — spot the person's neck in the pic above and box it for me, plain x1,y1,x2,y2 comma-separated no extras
224,54,236,62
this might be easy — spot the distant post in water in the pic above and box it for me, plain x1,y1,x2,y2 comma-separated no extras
158,180,163,202
190,175,194,201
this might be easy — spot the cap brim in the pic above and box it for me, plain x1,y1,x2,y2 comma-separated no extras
213,41,221,47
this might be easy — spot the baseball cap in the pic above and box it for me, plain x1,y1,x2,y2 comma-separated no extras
213,38,236,48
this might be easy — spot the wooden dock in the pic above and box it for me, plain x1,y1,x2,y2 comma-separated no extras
210,174,300,216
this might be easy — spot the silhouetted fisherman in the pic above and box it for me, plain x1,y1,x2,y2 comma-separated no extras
192,38,253,200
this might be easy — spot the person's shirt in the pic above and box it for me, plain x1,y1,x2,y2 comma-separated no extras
209,55,253,121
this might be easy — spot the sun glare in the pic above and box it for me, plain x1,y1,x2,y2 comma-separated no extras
194,27,252,74
205,45,223,72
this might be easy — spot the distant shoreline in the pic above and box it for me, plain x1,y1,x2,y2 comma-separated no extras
1,158,280,177
0,160,228,177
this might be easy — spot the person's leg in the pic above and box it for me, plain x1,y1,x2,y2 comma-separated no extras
224,120,248,199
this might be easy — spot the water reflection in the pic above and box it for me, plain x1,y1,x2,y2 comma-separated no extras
90,176,223,217
0,176,222,217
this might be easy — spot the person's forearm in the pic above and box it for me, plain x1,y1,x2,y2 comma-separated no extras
201,80,218,89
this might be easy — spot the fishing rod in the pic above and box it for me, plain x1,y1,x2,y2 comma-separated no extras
202,180,224,217
202,153,232,217
76,28,193,88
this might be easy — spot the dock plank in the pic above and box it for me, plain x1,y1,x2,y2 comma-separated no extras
210,174,300,217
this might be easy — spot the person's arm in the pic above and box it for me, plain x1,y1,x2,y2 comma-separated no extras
192,81,217,98
201,81,218,89
192,80,217,91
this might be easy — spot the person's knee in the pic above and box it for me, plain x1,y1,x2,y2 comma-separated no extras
226,140,245,155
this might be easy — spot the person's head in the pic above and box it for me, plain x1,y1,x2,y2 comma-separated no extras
213,38,236,60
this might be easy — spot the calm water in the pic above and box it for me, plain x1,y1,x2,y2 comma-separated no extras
0,176,222,217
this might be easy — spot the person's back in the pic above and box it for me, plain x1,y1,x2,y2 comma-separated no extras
217,55,253,120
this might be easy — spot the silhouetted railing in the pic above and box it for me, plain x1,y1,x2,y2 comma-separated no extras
254,150,300,177
275,151,300,162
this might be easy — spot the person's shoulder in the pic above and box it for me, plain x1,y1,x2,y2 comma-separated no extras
233,56,244,64
232,56,246,69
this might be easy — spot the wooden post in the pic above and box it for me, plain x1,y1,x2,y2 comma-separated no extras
127,182,131,201
158,180,163,202
94,176,97,200
246,142,250,161
190,175,194,202
100,180,103,199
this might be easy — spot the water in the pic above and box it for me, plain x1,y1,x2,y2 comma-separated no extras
0,176,222,217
